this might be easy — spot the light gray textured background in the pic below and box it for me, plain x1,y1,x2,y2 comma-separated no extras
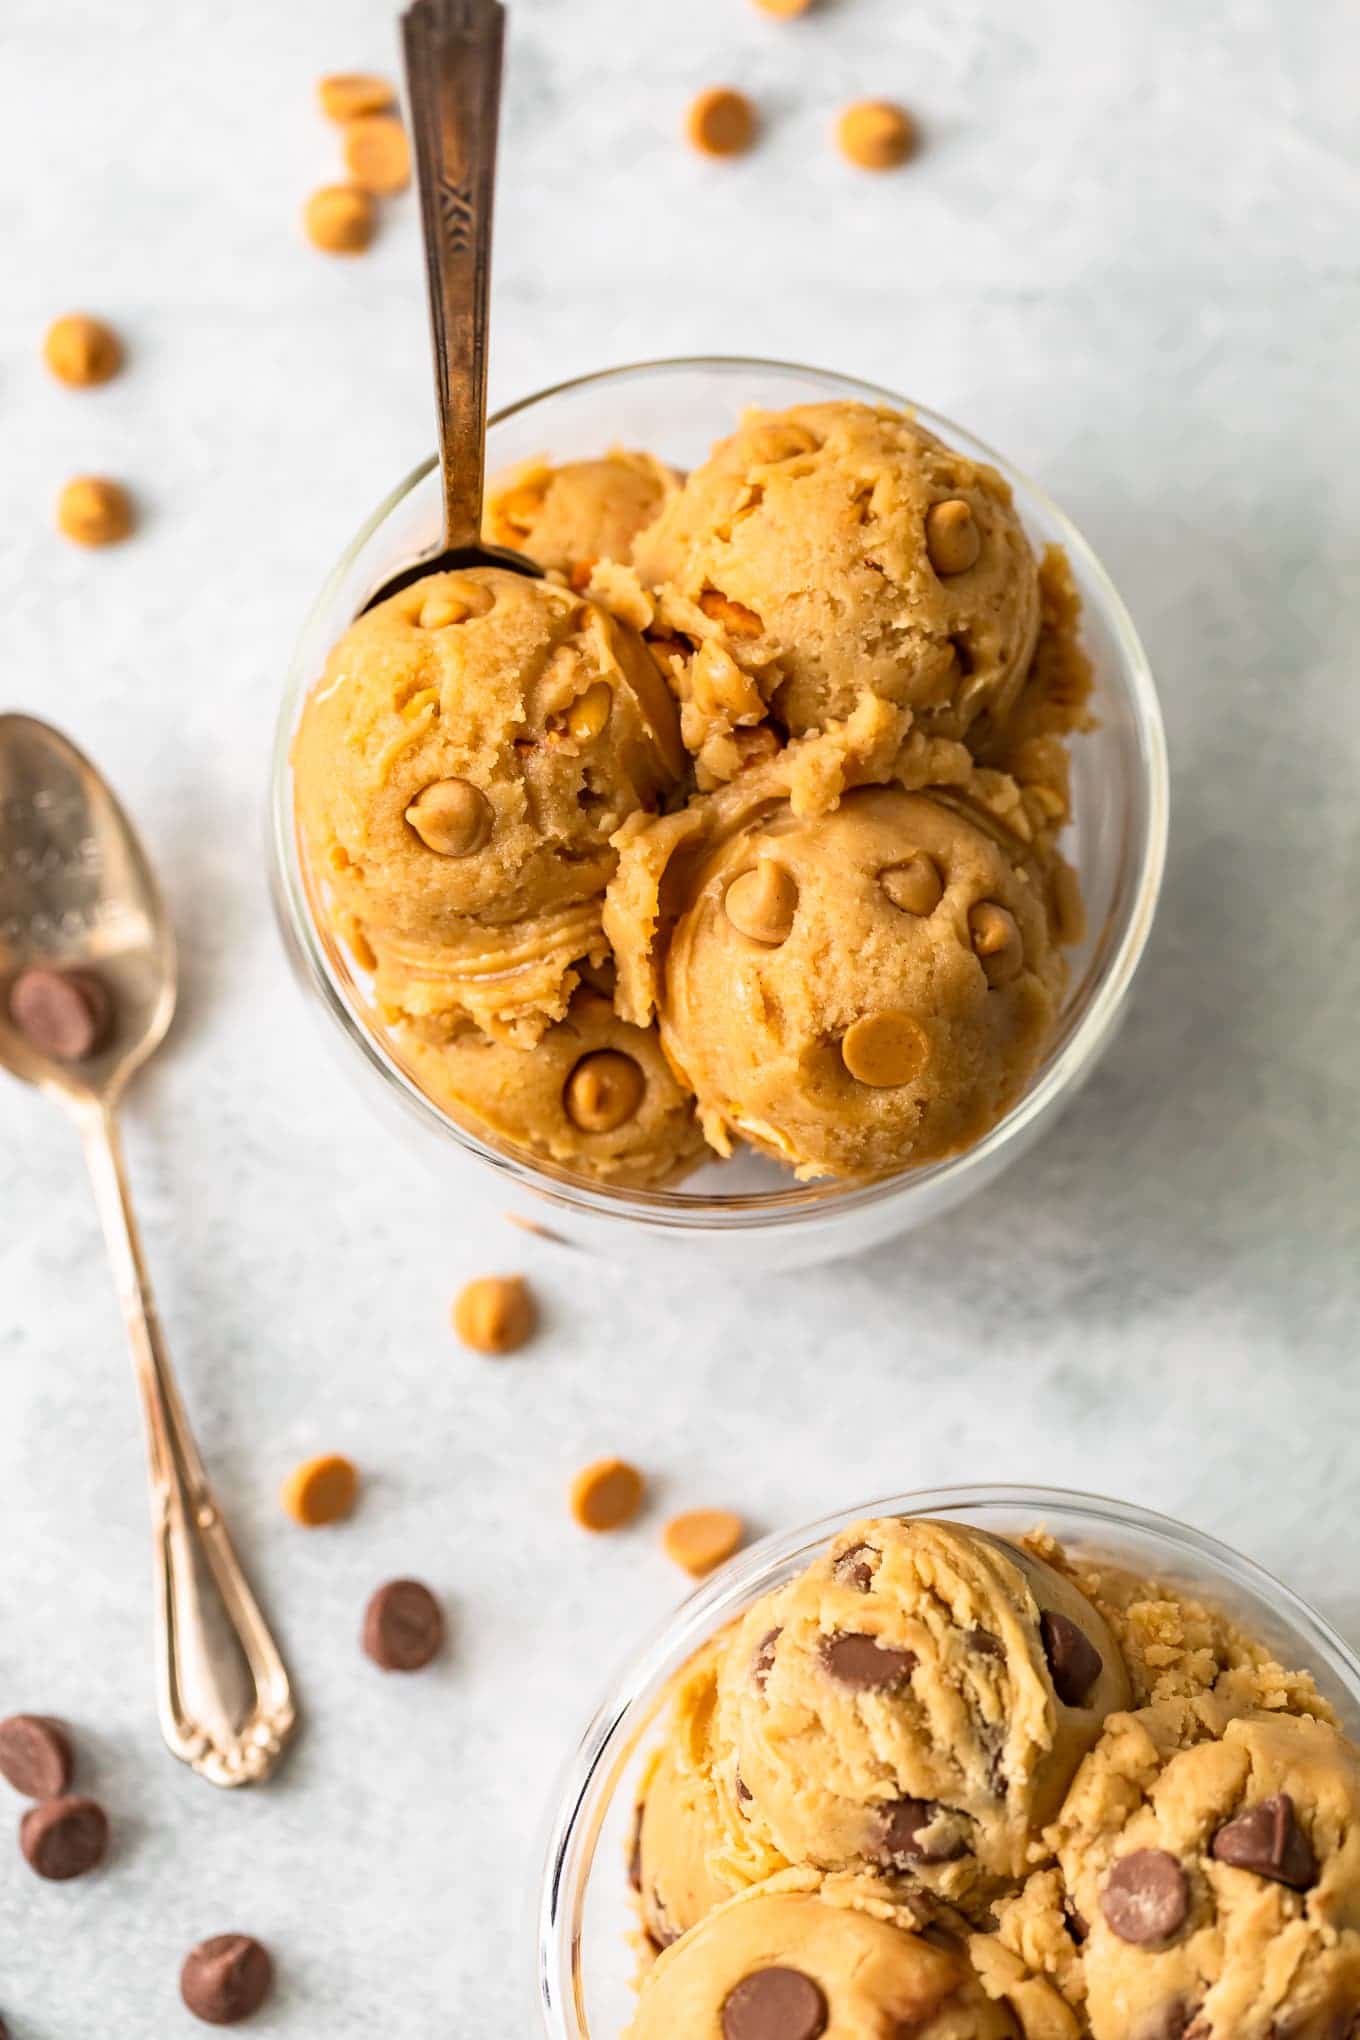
2,0,1358,2032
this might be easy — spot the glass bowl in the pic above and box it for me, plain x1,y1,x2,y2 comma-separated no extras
535,1483,1360,2038
269,358,1168,1271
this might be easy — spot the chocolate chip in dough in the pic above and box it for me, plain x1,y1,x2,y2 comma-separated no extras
0,1715,73,1799
1100,1849,1189,1945
1040,1609,1103,1706
628,1802,645,1893
966,1627,1004,1659
8,967,111,1062
832,1542,877,1591
820,1632,917,1690
180,1934,274,2025
752,1628,781,1691
722,1966,828,2040
19,1794,108,1880
362,1579,444,1671
1211,1791,1318,1890
736,1776,753,1803
876,1795,966,1866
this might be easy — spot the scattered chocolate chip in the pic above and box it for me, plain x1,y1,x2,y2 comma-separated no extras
876,1795,967,1866
752,1628,781,1691
1211,1792,1318,1890
965,1627,1004,1659
722,1965,829,2040
628,1802,645,1893
1100,1849,1189,1945
362,1579,444,1671
833,1542,877,1592
0,1715,73,1799
19,1795,108,1880
1040,1609,1103,1707
180,1934,273,2025
8,967,111,1062
820,1632,917,1691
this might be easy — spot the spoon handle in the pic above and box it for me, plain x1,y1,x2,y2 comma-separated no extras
403,0,506,554
82,1104,296,1788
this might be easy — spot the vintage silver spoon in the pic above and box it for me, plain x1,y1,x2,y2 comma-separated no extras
0,714,296,1787
364,0,540,609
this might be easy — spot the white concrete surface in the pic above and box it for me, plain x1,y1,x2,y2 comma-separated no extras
1,0,1358,2031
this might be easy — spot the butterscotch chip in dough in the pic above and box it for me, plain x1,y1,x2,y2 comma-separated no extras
453,1273,538,1355
837,99,918,170
303,183,377,254
662,1509,744,1577
564,1050,646,1134
281,1453,359,1526
570,1457,645,1532
43,314,122,388
926,498,982,577
686,88,758,159
56,476,133,547
318,72,396,123
343,113,411,195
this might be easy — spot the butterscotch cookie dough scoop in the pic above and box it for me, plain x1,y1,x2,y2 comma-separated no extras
625,1871,1027,2039
632,401,1041,748
714,1518,1129,1919
630,783,1065,1179
399,989,705,1187
293,569,683,1043
484,452,680,581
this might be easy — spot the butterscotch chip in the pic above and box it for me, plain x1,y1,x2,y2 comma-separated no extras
699,588,764,638
318,72,395,123
879,854,942,918
841,1011,929,1087
570,1457,644,1532
837,99,918,171
662,1508,744,1577
405,778,492,857
56,476,133,547
453,1274,537,1355
43,314,122,388
686,87,758,159
969,901,1024,985
725,861,798,946
281,1453,359,1526
753,0,814,12
564,1050,645,1133
567,681,613,744
343,113,411,195
303,183,377,255
925,498,981,576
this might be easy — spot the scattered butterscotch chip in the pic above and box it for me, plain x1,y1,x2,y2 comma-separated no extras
56,476,133,547
570,1457,645,1533
343,113,411,195
837,99,918,171
453,1274,537,1355
753,0,814,13
662,1508,744,1577
686,87,758,159
318,72,395,124
43,314,122,388
303,183,377,255
280,1453,359,1527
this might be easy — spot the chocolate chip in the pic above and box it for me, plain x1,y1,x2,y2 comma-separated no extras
0,1715,73,1799
1064,1900,1089,1945
8,967,111,1062
1210,1792,1318,1890
752,1628,781,1691
19,1795,108,1880
647,1897,679,1950
362,1579,444,1671
628,1802,645,1893
736,1776,753,1802
820,1632,917,1691
722,1966,828,2040
1100,1850,1189,1945
180,1934,273,2025
1040,1609,1103,1707
966,1627,1005,1659
876,1796,967,1866
1142,2004,1200,2040
833,1542,877,1592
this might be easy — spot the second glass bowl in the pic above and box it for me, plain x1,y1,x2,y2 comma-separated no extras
270,357,1168,1269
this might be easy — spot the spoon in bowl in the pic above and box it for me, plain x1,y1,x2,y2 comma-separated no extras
363,0,540,609
0,714,296,1787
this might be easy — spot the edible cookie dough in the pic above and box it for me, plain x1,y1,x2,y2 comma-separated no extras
400,988,706,1188
610,783,1066,1179
293,567,683,1044
632,401,1041,752
627,1872,1031,2040
484,452,679,581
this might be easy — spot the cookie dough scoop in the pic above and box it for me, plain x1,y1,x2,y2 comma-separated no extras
0,715,296,1787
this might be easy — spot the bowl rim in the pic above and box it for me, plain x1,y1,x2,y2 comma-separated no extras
534,1480,1360,2036
270,353,1170,1232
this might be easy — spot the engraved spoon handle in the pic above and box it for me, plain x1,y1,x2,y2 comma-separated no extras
81,1103,296,1788
403,0,506,553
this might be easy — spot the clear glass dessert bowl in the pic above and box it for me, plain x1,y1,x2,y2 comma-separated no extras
535,1483,1360,2039
269,357,1168,1270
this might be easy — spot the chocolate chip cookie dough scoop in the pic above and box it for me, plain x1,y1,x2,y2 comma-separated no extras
715,1518,1129,1917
